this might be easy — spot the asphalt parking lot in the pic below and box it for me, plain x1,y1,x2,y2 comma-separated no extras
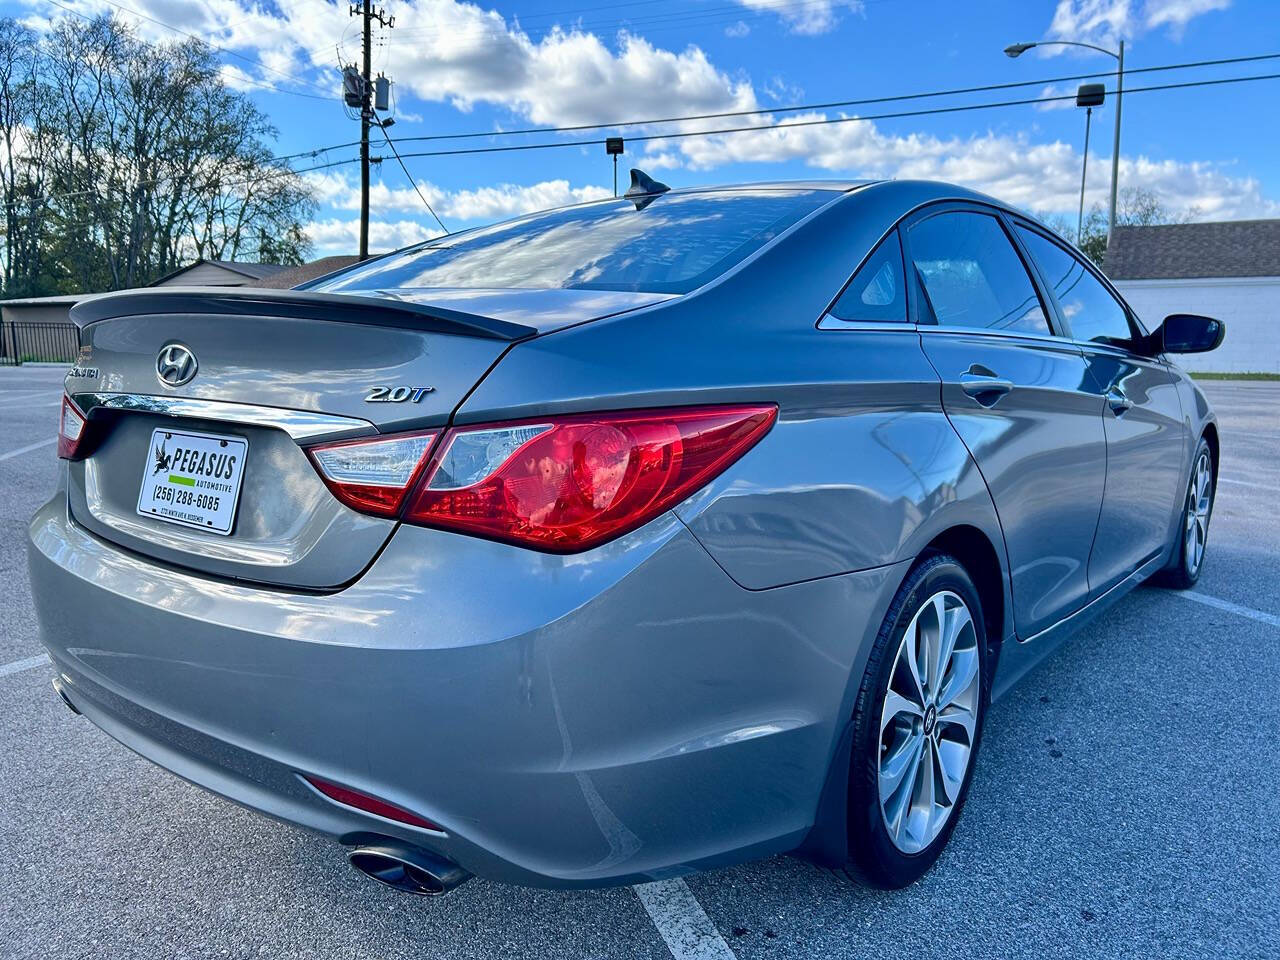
1,365,1276,960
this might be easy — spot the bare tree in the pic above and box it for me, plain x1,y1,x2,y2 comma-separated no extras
0,14,315,297
0,19,57,295
1077,188,1197,266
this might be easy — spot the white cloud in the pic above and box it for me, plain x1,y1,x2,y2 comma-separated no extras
1043,0,1231,48
764,76,805,104
724,21,751,38
641,115,1279,221
30,0,759,128
1144,0,1231,32
306,216,442,256
734,0,864,36
1047,0,1137,48
303,171,444,215
30,0,1272,234
304,172,611,221
442,180,612,220
1035,84,1082,111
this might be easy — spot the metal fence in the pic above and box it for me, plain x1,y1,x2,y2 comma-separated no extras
0,321,79,366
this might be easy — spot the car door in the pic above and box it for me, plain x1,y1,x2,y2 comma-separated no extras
907,204,1108,638
1012,222,1187,594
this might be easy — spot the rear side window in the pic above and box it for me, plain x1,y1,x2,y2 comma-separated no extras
908,211,1050,335
829,231,907,323
1015,225,1134,346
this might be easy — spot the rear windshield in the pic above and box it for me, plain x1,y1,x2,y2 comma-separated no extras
314,188,838,295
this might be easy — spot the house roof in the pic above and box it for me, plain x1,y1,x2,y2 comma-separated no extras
151,259,292,286
256,256,361,289
0,294,85,306
1105,219,1280,280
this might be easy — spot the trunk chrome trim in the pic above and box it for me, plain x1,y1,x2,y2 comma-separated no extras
70,393,378,442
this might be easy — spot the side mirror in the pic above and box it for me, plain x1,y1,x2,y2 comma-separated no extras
1159,313,1225,354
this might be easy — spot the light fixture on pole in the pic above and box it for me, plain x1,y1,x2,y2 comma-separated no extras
1074,83,1106,245
1004,38,1124,244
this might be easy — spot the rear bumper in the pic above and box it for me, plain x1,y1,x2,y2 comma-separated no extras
28,481,906,888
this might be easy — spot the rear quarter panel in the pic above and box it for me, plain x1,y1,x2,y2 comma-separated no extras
456,183,1010,605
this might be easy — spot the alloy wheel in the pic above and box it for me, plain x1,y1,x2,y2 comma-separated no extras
1185,450,1213,576
878,590,980,855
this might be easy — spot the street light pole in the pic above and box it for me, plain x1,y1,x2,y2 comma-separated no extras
1107,40,1124,245
1004,38,1125,243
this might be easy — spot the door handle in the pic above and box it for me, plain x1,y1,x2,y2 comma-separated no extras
959,373,1014,406
1107,389,1133,416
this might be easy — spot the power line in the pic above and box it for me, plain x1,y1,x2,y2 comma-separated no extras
387,71,1280,162
32,155,359,223
374,120,449,235
175,49,1277,182
383,50,1280,145
223,49,1280,170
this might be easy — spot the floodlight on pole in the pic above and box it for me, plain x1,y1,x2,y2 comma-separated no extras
606,137,625,197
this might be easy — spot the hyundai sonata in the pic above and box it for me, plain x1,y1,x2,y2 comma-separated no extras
29,174,1223,894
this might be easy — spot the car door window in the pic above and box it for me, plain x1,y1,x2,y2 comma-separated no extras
1015,225,1134,346
829,230,908,323
908,211,1050,335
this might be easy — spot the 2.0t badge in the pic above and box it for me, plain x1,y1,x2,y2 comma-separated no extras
364,385,435,403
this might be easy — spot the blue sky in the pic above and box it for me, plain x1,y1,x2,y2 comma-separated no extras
10,0,1280,256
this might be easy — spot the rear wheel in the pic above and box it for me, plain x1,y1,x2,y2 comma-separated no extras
843,553,989,888
1154,437,1214,589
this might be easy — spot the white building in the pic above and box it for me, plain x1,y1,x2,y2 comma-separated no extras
1107,220,1280,374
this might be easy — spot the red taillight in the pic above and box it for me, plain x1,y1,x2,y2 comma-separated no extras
306,430,437,517
303,775,443,832
405,404,776,552
57,395,86,459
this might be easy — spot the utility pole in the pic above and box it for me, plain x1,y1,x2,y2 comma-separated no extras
350,1,394,261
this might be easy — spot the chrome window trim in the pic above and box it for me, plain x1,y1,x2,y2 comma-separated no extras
917,323,1080,346
70,393,378,442
817,316,918,332
1069,336,1167,364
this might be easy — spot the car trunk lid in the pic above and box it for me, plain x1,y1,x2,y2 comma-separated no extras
64,286,671,589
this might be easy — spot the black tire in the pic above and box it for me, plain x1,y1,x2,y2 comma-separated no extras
1153,436,1214,590
842,552,990,889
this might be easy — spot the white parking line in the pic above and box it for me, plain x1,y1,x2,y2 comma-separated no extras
1175,591,1280,629
1219,477,1280,493
0,437,55,461
634,879,737,960
0,653,50,678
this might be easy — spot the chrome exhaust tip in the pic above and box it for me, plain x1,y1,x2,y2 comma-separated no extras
347,844,471,897
51,677,80,715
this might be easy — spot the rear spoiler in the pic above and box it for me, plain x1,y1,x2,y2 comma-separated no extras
69,286,538,342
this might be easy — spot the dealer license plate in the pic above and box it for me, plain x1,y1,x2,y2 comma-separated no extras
135,427,248,535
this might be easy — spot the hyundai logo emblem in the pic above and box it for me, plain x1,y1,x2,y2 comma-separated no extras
156,343,198,387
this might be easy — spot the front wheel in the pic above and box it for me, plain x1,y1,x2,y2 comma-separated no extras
1154,437,1215,590
843,553,990,888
